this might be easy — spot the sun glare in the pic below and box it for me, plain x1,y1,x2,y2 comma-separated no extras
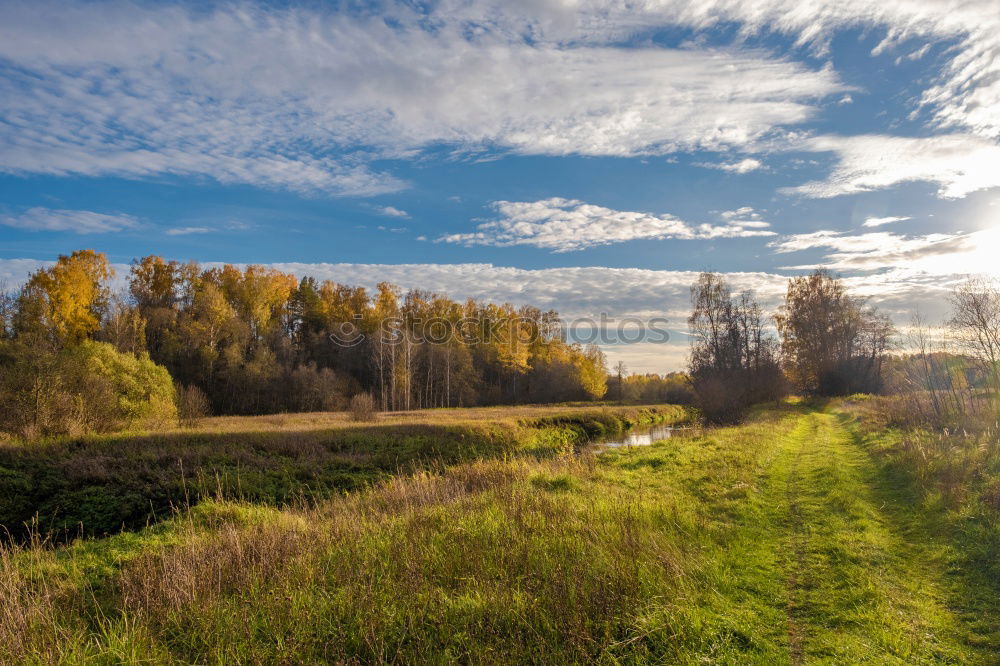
910,225,1000,277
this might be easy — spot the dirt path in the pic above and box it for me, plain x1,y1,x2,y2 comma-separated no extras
609,404,998,662
759,410,985,663
781,416,809,665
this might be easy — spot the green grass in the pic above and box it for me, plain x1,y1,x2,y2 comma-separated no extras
1,402,997,663
838,402,1000,654
0,404,686,541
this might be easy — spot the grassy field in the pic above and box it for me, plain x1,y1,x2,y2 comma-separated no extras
0,403,686,541
2,401,998,663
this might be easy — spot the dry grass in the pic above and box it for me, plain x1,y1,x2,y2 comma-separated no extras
3,404,997,663
844,394,1000,506
0,543,68,662
165,401,662,436
0,403,687,542
0,402,682,446
1,453,691,663
862,389,1000,433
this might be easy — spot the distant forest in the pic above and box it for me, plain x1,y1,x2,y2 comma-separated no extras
5,249,993,439
1,250,639,437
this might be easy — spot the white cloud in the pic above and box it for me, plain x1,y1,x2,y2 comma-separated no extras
438,198,775,252
243,262,793,324
0,257,781,321
0,207,138,233
376,206,410,219
436,0,1000,140
0,259,56,286
234,245,1000,334
698,158,763,173
787,134,1000,199
763,225,1000,321
769,228,996,273
720,206,771,229
165,226,213,236
0,2,847,195
432,2,1000,202
0,0,997,203
863,215,910,227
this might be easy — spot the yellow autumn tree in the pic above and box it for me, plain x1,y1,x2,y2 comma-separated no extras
573,343,608,400
182,279,237,350
16,250,113,346
218,264,297,343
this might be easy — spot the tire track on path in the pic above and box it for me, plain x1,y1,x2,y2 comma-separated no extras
782,416,811,665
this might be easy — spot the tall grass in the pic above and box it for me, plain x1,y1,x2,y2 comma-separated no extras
0,407,787,664
1,455,693,663
876,389,1000,432
847,394,1000,507
844,394,1000,581
0,404,687,542
5,403,995,662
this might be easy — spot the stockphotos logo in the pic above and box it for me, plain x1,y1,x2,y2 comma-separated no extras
329,314,672,347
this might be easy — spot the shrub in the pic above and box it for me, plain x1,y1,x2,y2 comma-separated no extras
0,373,90,440
349,393,377,422
0,340,176,439
691,374,748,424
287,363,346,412
64,341,177,431
176,383,211,427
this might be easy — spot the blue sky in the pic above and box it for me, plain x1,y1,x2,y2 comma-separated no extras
1,0,999,371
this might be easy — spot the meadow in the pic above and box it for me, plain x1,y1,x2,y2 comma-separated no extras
0,403,685,542
2,400,997,664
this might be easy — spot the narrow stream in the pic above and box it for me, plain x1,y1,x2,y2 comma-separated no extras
592,423,681,449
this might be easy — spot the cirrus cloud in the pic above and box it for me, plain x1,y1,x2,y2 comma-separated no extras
769,228,998,274
165,226,213,236
0,1,847,196
436,0,1000,140
0,207,139,233
863,215,911,227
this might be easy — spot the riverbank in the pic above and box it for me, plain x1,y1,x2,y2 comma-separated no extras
0,404,687,541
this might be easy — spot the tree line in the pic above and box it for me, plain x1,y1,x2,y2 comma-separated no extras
5,248,994,437
687,270,897,422
0,250,610,437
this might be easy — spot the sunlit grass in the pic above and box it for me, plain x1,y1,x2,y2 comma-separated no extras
2,401,997,663
0,404,687,541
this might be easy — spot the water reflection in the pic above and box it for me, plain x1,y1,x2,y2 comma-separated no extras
596,424,678,449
